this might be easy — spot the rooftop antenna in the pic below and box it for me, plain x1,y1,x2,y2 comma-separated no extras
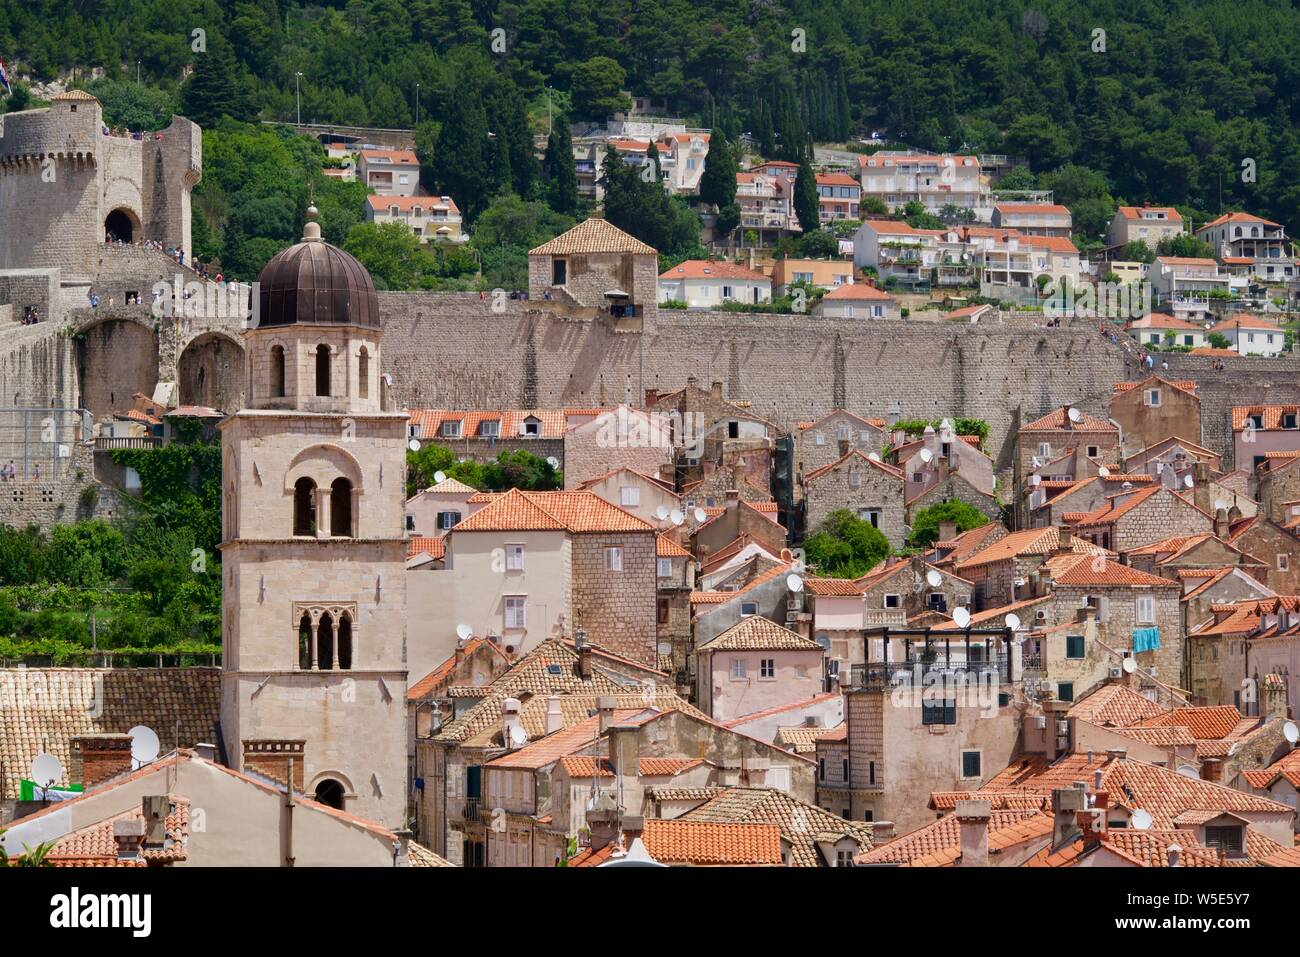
128,725,161,769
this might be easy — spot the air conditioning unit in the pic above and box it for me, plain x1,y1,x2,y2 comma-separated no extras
1035,609,1048,622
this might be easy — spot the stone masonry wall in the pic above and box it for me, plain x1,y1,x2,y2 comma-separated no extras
804,461,906,547
569,530,657,666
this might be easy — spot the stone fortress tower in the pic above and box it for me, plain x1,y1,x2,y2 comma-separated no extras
0,89,201,281
219,208,409,829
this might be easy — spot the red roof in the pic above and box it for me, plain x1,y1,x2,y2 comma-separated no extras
659,260,769,282
822,283,894,301
452,488,655,534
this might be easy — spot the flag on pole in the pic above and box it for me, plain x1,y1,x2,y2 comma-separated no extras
0,58,12,97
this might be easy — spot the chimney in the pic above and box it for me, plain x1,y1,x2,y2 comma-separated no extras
73,734,134,788
938,520,958,543
837,438,850,457
710,380,723,400
725,488,739,509
686,375,698,389
578,643,593,681
1056,526,1073,553
644,388,659,408
870,820,895,843
1051,786,1086,848
113,818,146,861
1193,462,1211,513
142,795,168,848
597,695,618,733
1200,757,1223,782
501,697,523,750
195,742,217,762
545,695,564,736
1105,747,1127,762
1262,673,1288,720
607,724,641,776
1167,842,1182,867
1212,507,1229,540
955,799,991,867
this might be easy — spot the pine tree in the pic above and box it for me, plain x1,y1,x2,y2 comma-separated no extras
697,132,737,211
544,121,579,215
180,37,253,127
433,89,490,221
793,154,820,233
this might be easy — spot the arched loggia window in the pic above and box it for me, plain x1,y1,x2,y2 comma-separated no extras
294,478,317,535
299,614,313,669
271,345,286,398
331,478,353,537
338,614,353,670
318,612,335,670
315,344,331,396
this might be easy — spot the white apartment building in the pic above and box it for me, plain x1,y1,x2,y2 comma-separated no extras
858,153,991,219
364,195,466,244
658,260,772,308
1108,205,1183,248
1148,256,1231,322
1195,212,1296,284
991,203,1072,238
356,149,420,197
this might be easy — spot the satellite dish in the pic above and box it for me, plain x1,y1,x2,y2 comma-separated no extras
546,456,560,469
433,470,447,485
456,623,473,641
509,724,528,746
670,509,684,526
408,439,421,453
919,448,934,464
867,451,881,462
29,752,63,786
1183,474,1194,489
1067,407,1082,423
693,507,708,524
1283,721,1299,745
128,725,160,766
787,573,804,593
654,505,670,520
815,635,831,651
1005,613,1021,632
1097,466,1110,478
926,569,943,588
1130,809,1153,830
953,606,971,628
1176,764,1201,780
1122,657,1137,674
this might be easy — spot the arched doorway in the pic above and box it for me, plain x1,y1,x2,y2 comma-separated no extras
75,318,159,419
314,779,346,810
178,333,246,412
104,208,138,244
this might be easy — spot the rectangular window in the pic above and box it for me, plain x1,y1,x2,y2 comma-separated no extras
552,259,567,285
605,547,623,571
1066,634,1085,659
860,508,881,528
1285,414,1298,430
868,761,876,785
1145,389,1161,407
657,557,673,578
437,511,462,530
1087,446,1099,458
884,594,900,609
619,486,640,507
1038,443,1051,458
922,699,957,725
505,544,524,570
849,471,861,488
504,597,526,629
1205,826,1244,857
741,601,758,616
760,658,775,678
1057,681,1074,702
731,658,747,679
842,758,849,781
479,420,500,437
961,751,981,778
1279,554,1290,572
658,599,671,626
819,758,825,780
1137,596,1155,625
441,421,462,438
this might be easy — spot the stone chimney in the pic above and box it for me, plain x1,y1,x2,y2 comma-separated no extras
1213,507,1229,540
142,795,168,849
1193,462,1211,514
1262,673,1288,720
608,723,640,777
686,375,698,390
545,695,564,735
1200,757,1223,782
577,642,593,680
710,380,723,400
1167,842,1182,867
644,388,659,408
597,696,618,733
195,743,217,762
955,799,991,867
870,820,895,843
73,734,134,788
113,818,146,861
938,521,958,543
725,488,739,509
1056,526,1073,553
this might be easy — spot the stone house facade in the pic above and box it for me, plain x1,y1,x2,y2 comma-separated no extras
802,449,906,548
1070,485,1213,553
1017,406,1120,483
562,406,674,490
794,410,886,495
695,617,825,723
528,218,660,331
1109,376,1202,457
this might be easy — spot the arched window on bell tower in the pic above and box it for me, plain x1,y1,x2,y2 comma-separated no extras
271,345,286,398
315,344,331,396
318,612,335,670
338,614,353,670
299,614,313,669
293,477,317,535
331,477,353,537
358,346,369,399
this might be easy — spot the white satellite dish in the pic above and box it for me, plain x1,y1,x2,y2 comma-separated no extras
867,451,881,462
953,606,971,628
1283,721,1299,745
1067,407,1082,423
926,569,943,588
1183,474,1194,489
693,507,708,524
433,470,447,485
787,574,804,593
919,448,934,464
29,752,63,786
1097,466,1110,478
1005,613,1021,632
1131,808,1153,830
509,724,528,746
456,623,473,641
128,725,160,767
546,456,560,469
670,509,684,526
408,439,421,452
1122,657,1137,674
1176,764,1201,780
654,505,670,520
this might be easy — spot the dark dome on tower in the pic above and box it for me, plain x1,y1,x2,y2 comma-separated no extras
254,207,380,329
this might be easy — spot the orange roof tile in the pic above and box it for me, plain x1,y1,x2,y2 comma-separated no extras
641,819,782,865
530,218,657,256
452,488,654,534
659,260,769,281
1019,406,1117,434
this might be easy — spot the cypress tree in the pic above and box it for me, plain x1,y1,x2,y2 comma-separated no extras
544,120,580,215
793,154,820,233
697,132,737,211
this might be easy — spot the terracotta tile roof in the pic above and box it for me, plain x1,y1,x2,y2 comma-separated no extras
0,667,220,800
1241,750,1300,790
774,722,845,753
953,526,1108,571
691,561,796,606
821,283,894,301
407,841,456,866
359,149,418,165
451,488,653,533
1232,405,1300,430
1117,205,1182,222
930,521,1007,563
656,534,690,558
640,819,783,865
1210,313,1279,333
406,535,445,560
1124,312,1203,331
679,786,872,866
1043,552,1181,589
367,194,460,214
1067,484,1173,528
1110,726,1198,748
529,218,657,256
1098,829,1222,867
48,796,189,865
697,615,822,652
1068,683,1167,727
566,842,617,866
722,693,842,729
1200,211,1282,230
659,260,769,281
1019,407,1118,433
1018,235,1079,254
932,595,1049,631
1135,705,1246,740
803,576,865,597
487,715,626,770
408,408,573,441
796,409,886,434
407,636,511,701
1156,256,1218,267
1189,348,1240,357
1112,375,1198,396
858,807,1048,865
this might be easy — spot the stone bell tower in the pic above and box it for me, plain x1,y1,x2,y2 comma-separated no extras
219,207,408,828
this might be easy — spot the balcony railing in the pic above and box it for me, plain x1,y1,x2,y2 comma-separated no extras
848,655,1010,691
462,797,481,821
93,436,161,450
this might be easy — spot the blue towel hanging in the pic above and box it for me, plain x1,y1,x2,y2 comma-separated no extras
1132,626,1160,653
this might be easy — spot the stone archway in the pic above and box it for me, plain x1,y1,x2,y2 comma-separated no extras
104,207,140,244
75,317,159,419
177,332,245,412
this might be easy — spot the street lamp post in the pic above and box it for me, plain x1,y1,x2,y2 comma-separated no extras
136,60,141,84
295,72,304,126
